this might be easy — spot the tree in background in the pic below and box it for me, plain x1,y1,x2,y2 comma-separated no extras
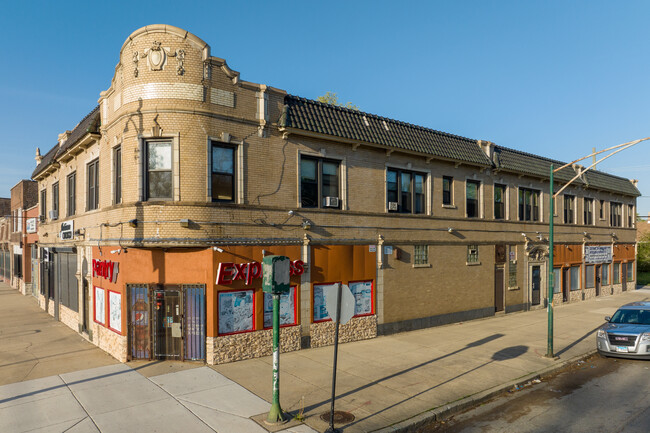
638,232,650,273
317,92,359,110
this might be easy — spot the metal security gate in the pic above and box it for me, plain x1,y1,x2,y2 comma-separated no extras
128,284,205,361
184,285,206,361
128,286,151,360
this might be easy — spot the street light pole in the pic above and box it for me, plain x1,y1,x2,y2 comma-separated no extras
546,164,555,358
544,137,648,360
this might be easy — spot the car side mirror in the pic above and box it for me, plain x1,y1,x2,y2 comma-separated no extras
604,316,611,322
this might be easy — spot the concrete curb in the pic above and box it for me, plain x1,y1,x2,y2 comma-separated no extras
374,349,598,433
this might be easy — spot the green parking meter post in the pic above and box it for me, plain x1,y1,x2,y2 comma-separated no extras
263,255,290,424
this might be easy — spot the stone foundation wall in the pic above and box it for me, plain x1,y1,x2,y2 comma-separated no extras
568,290,582,303
93,323,127,362
310,315,378,348
612,283,623,295
583,288,596,301
59,304,79,332
208,325,302,365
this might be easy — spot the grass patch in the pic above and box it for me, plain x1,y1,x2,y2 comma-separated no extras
638,272,650,286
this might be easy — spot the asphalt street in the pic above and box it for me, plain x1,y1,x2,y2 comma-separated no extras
419,354,650,433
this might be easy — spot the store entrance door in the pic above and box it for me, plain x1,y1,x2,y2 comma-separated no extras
531,266,541,306
562,268,569,302
494,267,505,312
595,265,601,296
621,263,627,292
153,289,183,359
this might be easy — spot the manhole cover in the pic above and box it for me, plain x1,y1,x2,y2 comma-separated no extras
320,410,355,424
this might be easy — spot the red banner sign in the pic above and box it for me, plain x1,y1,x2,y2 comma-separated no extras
93,259,119,283
217,260,304,285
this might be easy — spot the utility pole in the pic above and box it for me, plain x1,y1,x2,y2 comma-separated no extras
545,137,649,358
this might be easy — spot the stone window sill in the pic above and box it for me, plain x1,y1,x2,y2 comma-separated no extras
442,204,457,209
466,261,481,266
412,263,432,268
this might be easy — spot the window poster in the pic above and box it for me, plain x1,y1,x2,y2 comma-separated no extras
349,281,373,316
94,287,105,325
108,291,122,333
263,286,296,328
218,290,254,334
313,284,331,322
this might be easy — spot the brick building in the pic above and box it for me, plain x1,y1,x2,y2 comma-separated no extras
32,25,639,364
9,180,38,294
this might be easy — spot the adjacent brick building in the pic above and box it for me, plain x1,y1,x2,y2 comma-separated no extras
9,180,38,294
31,25,640,364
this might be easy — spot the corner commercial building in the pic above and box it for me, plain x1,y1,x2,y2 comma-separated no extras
31,25,639,364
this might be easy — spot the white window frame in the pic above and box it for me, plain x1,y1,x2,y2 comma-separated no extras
138,133,180,202
465,178,482,219
385,163,431,215
298,149,347,210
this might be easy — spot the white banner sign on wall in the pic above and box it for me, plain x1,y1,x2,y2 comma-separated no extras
585,246,612,264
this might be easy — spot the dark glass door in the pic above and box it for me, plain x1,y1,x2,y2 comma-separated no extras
495,268,505,312
531,266,541,305
153,289,183,359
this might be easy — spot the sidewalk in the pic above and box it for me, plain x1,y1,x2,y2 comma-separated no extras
212,286,650,432
1,281,648,432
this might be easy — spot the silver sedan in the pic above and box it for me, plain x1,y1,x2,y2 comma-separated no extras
596,301,650,360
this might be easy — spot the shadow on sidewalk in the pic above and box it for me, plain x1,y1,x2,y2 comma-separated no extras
554,324,602,357
303,333,506,415
343,344,529,429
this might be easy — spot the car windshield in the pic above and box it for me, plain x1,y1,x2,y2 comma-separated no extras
610,309,650,325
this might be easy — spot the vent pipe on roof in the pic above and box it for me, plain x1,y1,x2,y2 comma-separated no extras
631,179,639,187
477,140,494,160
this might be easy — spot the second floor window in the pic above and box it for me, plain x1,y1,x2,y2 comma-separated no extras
494,184,506,219
599,199,604,219
466,180,480,218
300,156,340,208
563,195,575,224
146,140,172,200
387,169,425,214
114,146,122,204
211,143,235,202
87,159,99,211
52,182,59,218
40,190,46,218
67,172,76,216
628,204,634,227
519,188,540,221
584,198,593,225
442,176,453,205
610,202,622,227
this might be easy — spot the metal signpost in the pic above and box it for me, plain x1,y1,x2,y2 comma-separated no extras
263,255,291,424
323,283,355,433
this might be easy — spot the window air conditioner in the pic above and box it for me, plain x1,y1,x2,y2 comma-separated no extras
48,210,58,220
388,202,398,211
323,196,340,208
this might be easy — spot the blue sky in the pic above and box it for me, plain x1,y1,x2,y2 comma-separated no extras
1,1,648,217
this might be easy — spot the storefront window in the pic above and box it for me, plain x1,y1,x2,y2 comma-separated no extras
349,281,373,316
263,287,297,328
570,266,580,291
613,263,620,284
553,268,561,293
586,265,594,288
626,262,634,281
218,289,254,335
313,283,333,322
313,281,374,321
